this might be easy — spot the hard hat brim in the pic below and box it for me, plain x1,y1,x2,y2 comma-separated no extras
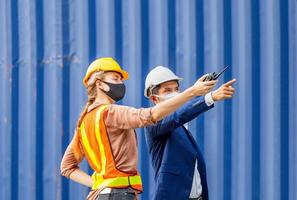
83,69,129,86
144,77,182,98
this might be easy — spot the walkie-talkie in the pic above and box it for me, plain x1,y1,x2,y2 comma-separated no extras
203,66,229,81
193,66,229,107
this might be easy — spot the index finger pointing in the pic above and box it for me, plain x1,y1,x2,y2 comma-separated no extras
224,79,236,86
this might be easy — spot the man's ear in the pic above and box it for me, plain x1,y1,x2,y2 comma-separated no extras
150,95,158,104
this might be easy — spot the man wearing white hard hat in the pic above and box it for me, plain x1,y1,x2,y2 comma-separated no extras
144,66,236,200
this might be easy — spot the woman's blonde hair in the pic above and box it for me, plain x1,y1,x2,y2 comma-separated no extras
71,71,105,160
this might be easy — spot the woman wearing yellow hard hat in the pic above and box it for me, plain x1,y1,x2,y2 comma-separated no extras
60,57,217,200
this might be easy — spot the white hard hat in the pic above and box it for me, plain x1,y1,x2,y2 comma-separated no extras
144,66,182,98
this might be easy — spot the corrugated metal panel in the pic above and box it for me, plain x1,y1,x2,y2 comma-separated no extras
0,0,296,200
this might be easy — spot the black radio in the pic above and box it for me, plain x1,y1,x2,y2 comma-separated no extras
203,66,229,81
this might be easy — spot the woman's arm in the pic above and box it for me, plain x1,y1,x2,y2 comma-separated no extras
60,140,93,188
68,169,93,188
104,77,217,130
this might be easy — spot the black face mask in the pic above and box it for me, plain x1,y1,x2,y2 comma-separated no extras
101,81,126,102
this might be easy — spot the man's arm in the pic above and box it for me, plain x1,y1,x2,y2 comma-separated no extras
147,79,236,139
148,96,213,139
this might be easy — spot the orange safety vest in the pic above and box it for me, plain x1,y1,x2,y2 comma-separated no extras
78,105,143,192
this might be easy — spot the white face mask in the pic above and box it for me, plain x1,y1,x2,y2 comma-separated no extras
155,92,179,101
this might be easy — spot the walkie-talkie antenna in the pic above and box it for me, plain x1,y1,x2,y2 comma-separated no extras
214,66,229,79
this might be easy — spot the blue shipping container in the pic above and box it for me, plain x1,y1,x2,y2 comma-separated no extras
0,0,296,200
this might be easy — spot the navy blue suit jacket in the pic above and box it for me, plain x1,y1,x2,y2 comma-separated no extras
145,97,213,200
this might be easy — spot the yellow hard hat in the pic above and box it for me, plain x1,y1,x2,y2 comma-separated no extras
83,57,129,86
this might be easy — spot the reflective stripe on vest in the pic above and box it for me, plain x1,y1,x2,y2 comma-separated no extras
80,122,101,171
94,105,108,175
79,105,143,192
92,173,142,190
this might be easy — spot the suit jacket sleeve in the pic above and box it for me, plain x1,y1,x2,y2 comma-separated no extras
148,96,214,138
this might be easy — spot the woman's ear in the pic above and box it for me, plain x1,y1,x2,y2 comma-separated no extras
96,80,104,91
95,80,101,88
96,80,109,92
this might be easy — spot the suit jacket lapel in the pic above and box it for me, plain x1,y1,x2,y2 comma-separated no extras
182,125,199,153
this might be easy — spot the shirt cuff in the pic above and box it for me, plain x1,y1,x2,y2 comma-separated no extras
205,92,214,106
